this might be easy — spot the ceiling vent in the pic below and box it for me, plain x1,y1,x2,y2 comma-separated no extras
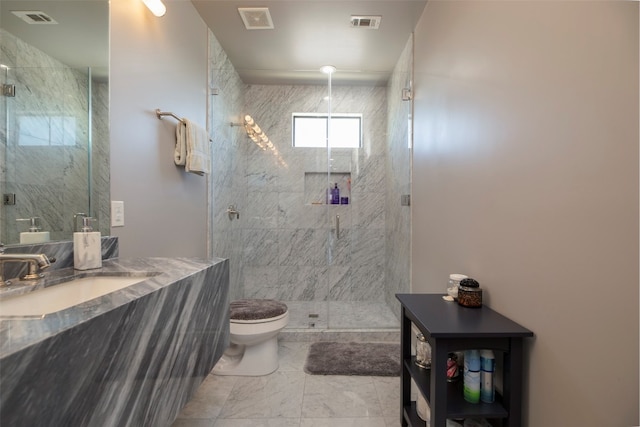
350,15,381,30
11,10,58,24
238,7,274,30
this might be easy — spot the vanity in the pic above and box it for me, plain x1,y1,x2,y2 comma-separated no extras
0,245,230,427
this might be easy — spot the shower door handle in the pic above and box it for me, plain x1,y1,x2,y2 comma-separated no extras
335,214,340,239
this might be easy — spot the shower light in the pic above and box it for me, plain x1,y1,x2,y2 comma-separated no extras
243,115,270,147
239,115,285,163
142,0,166,17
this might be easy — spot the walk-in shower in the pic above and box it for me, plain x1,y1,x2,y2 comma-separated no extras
208,32,413,334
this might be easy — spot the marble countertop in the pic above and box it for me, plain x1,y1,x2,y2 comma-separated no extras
0,257,226,358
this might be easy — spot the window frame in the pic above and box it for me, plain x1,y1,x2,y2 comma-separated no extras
16,113,78,147
292,113,363,148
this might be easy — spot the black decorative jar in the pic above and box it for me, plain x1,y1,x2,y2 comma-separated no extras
457,278,483,308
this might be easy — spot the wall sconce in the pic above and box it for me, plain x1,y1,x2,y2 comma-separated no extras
142,0,166,17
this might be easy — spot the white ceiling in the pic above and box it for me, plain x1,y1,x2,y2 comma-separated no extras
0,0,427,86
192,0,427,86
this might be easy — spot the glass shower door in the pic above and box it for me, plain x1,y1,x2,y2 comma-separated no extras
324,34,413,330
324,73,403,331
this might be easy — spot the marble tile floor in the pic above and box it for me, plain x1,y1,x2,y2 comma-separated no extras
172,340,402,427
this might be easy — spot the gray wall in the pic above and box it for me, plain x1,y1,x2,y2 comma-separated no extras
110,0,208,258
412,1,639,425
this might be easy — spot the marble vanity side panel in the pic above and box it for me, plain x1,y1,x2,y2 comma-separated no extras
2,236,118,278
0,260,229,427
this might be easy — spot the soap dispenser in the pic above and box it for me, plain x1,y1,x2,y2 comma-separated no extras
73,215,102,270
16,217,50,244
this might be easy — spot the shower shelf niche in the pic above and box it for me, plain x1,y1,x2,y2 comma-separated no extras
304,172,351,205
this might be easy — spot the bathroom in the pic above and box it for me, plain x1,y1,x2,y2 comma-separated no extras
1,1,639,426
111,2,416,334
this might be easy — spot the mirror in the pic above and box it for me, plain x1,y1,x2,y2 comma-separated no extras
0,0,109,246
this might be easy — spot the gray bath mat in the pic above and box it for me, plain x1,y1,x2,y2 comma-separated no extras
304,342,400,376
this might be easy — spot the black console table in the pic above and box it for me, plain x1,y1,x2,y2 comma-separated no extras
396,294,533,427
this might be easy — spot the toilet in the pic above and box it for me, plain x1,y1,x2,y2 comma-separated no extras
213,299,289,376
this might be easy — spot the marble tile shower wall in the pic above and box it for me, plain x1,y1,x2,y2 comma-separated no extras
384,35,413,319
0,29,109,243
208,30,247,301
241,84,387,303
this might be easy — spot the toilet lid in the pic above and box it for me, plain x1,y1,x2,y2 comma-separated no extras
230,299,288,321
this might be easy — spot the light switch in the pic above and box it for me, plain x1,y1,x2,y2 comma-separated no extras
111,201,125,227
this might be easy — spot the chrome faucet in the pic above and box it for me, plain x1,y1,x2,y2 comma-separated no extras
0,252,54,285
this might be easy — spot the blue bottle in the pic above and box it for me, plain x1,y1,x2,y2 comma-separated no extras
331,183,340,204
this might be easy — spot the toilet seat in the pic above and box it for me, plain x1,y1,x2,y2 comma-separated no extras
231,311,288,324
230,299,288,322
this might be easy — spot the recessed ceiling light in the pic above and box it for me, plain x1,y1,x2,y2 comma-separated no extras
320,65,336,74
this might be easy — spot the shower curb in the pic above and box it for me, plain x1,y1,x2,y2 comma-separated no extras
280,328,400,343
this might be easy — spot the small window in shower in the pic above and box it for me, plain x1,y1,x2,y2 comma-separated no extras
16,115,77,146
292,113,362,148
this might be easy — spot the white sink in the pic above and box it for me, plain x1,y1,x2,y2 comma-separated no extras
0,275,150,317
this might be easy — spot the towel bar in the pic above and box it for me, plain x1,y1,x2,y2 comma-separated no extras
156,109,185,124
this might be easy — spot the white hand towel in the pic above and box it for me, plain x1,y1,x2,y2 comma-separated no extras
174,120,187,166
174,119,210,175
184,119,211,175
